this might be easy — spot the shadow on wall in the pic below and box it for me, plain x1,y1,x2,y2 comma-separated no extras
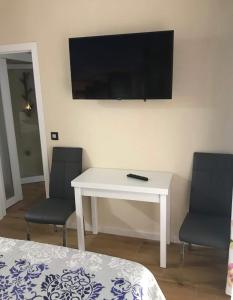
170,174,191,239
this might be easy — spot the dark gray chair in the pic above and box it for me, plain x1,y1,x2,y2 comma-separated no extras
179,152,233,260
25,147,82,246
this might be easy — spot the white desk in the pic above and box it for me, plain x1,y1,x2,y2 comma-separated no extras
71,167,172,268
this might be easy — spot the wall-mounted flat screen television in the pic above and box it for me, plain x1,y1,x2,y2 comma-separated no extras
69,30,174,100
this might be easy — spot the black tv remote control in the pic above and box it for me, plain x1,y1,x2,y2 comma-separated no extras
127,173,149,181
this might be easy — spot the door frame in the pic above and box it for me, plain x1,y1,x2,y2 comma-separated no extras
0,42,49,217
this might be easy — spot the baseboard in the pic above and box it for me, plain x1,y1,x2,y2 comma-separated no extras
68,221,179,243
21,175,44,184
6,197,21,208
88,224,161,241
172,235,180,244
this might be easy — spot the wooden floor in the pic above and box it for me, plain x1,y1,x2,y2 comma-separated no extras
0,182,230,300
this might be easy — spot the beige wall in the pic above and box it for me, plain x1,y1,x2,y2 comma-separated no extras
0,0,233,240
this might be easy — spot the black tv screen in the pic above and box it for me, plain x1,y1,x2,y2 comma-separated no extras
69,30,174,100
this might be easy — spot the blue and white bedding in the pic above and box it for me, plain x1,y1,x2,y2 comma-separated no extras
0,237,165,300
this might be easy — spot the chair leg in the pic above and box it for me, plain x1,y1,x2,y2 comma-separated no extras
188,243,192,251
63,224,67,247
26,222,31,241
180,242,185,265
54,225,58,232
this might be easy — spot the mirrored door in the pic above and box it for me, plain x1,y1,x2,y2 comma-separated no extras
0,87,14,200
0,58,22,211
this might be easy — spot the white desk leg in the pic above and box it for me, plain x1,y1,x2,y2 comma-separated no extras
91,197,98,234
166,191,171,245
160,194,167,268
75,188,85,251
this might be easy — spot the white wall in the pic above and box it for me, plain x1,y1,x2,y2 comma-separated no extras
0,0,233,240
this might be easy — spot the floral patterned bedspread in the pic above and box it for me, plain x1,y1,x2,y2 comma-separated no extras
0,237,165,300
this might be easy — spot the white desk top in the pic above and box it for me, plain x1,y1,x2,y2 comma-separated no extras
72,168,172,195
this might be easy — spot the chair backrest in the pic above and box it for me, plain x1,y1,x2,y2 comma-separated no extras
49,147,82,200
190,152,233,217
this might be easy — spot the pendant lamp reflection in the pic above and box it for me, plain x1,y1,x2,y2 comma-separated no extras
20,71,34,117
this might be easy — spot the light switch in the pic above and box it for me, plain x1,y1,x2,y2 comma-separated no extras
51,132,59,140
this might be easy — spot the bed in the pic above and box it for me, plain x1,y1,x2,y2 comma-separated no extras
0,237,165,299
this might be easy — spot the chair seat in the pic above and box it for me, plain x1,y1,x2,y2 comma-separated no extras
179,213,230,249
25,198,75,225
